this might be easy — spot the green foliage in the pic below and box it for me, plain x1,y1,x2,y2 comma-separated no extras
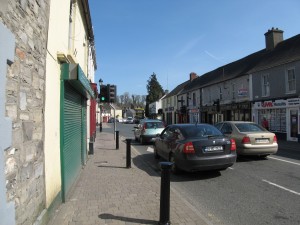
146,72,164,103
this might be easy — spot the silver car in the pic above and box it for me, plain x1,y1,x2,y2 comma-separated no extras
133,119,165,144
215,121,278,157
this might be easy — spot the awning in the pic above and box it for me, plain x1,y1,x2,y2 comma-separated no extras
61,63,95,99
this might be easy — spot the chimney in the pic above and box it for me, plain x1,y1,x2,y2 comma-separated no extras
264,27,284,50
189,72,198,81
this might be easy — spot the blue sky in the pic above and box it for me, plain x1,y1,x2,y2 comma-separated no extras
89,0,300,96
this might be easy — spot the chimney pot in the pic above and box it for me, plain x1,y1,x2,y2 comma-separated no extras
189,72,198,81
264,28,284,50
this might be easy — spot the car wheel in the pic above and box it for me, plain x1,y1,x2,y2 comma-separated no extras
169,154,179,174
154,144,160,159
259,154,268,159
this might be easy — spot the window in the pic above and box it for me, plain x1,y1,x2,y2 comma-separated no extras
192,92,196,106
219,87,223,100
286,68,296,93
261,74,270,96
232,83,235,99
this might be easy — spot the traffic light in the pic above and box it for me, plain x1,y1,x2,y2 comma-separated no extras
99,85,108,103
108,84,117,103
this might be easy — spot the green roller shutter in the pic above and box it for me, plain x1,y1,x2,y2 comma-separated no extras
61,82,83,201
60,63,93,202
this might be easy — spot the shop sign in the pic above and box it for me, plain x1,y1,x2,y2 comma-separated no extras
287,98,300,106
253,98,299,109
165,106,174,112
190,108,199,113
238,88,248,97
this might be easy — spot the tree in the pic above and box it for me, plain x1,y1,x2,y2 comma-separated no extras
145,72,164,117
146,72,164,103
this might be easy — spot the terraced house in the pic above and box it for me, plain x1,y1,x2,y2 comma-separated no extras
1,0,97,224
162,28,300,142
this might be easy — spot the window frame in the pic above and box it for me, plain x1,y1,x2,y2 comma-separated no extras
285,67,296,94
261,74,270,97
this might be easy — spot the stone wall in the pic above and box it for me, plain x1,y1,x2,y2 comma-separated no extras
0,0,50,224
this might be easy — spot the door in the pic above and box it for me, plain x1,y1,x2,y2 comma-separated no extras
287,109,298,141
61,82,84,202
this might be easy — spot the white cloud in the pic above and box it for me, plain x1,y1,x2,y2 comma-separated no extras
204,50,224,63
174,36,204,58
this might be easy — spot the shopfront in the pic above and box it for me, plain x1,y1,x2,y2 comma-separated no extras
253,98,300,141
200,102,251,124
189,108,200,123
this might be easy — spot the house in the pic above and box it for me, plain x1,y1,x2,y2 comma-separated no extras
149,94,166,120
168,28,300,141
0,0,97,224
162,80,189,124
250,28,300,141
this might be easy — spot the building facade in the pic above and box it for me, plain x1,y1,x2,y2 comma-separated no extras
1,0,96,224
1,1,50,224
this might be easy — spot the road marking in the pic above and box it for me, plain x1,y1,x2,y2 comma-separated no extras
262,179,300,196
268,156,300,166
147,147,154,153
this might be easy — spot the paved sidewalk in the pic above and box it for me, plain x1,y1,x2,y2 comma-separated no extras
47,124,209,225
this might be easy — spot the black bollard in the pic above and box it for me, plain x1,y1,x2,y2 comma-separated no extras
158,162,173,225
99,122,102,132
116,131,119,149
126,139,132,168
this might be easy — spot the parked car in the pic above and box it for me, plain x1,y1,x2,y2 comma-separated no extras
154,123,237,173
125,117,134,124
214,121,278,157
117,118,124,123
108,118,115,123
133,119,165,144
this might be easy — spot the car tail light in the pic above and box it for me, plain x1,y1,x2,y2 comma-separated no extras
142,123,147,133
230,139,236,151
273,135,277,143
242,136,251,144
183,142,195,154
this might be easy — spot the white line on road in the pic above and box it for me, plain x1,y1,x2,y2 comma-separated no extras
147,147,154,153
268,156,300,166
262,179,300,196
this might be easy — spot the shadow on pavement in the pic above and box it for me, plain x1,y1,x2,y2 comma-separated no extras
98,213,157,224
236,155,268,163
132,154,222,182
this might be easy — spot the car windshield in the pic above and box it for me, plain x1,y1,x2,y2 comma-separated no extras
181,124,223,138
145,122,164,129
235,123,264,132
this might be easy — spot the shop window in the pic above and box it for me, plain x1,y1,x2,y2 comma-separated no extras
259,108,286,132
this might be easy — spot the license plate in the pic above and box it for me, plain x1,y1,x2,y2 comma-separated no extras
204,146,223,152
255,138,269,143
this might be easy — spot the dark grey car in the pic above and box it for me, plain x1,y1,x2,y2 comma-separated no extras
154,123,237,173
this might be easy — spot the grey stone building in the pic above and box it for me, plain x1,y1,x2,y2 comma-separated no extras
1,0,50,224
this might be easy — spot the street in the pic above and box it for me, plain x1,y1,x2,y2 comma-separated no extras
111,122,300,225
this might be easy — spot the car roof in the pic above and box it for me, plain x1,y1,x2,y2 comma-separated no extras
219,121,255,124
142,119,163,122
170,123,213,127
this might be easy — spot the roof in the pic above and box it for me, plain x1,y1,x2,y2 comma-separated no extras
163,80,190,99
182,33,300,93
